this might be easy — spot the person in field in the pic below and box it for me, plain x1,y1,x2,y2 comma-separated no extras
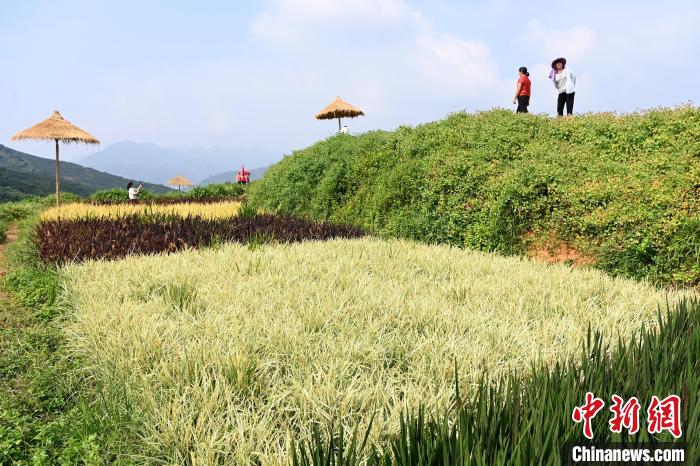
550,57,576,116
513,66,531,113
127,181,142,203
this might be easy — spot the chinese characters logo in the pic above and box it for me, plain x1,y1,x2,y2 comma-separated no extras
572,392,682,439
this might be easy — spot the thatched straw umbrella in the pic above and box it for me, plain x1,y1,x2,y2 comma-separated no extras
167,175,193,192
11,111,99,207
315,97,365,132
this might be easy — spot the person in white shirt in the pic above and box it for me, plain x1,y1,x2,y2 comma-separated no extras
340,125,349,135
127,181,142,203
549,57,576,116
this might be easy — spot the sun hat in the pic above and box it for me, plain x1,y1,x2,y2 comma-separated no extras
551,57,567,69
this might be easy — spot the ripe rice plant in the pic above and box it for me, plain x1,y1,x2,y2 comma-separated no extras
40,200,242,221
36,213,364,263
61,238,694,464
89,196,244,205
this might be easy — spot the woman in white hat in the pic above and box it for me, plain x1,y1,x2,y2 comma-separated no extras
550,57,576,116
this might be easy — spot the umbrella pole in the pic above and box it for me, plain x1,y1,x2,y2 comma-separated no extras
338,118,341,133
54,139,60,207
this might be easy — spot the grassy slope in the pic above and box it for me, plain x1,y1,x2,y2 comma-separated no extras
248,107,700,286
0,198,99,464
62,239,691,464
0,145,172,202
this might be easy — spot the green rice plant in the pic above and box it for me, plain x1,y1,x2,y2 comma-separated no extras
293,298,700,465
164,282,203,317
245,231,276,251
187,183,245,200
237,202,259,220
291,417,376,466
61,238,696,464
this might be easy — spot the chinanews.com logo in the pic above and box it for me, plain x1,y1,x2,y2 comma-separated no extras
562,392,687,465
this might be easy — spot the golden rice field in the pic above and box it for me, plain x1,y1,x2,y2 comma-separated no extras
61,238,691,465
41,201,241,221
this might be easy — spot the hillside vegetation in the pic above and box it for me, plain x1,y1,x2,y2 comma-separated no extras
248,107,700,286
0,144,171,201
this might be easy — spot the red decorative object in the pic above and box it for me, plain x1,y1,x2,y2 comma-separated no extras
236,164,251,184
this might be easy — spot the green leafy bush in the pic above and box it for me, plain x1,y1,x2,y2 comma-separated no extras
187,182,245,200
89,183,244,204
89,187,155,203
249,106,700,286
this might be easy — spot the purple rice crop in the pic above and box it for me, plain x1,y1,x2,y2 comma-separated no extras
36,213,365,264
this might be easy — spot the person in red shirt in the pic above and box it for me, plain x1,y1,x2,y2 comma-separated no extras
513,66,531,113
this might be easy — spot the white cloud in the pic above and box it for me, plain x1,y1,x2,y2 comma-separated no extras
414,33,505,95
252,0,508,100
523,20,596,63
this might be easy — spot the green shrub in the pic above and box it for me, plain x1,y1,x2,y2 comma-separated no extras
249,106,700,286
188,182,245,200
90,188,155,202
90,184,245,203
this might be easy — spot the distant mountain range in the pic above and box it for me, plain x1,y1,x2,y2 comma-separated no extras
199,166,268,185
77,141,278,185
0,145,171,202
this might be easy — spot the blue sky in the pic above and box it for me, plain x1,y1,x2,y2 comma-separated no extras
1,0,698,163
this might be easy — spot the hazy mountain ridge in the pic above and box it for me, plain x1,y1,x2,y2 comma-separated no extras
0,144,171,202
79,141,278,184
198,166,268,185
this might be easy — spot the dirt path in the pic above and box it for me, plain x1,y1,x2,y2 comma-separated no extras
0,224,19,278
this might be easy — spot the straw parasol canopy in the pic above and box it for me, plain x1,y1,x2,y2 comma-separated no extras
167,175,193,192
11,110,99,206
315,97,365,132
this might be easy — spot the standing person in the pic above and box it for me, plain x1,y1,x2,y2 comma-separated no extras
549,57,576,116
513,66,531,113
127,181,142,203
